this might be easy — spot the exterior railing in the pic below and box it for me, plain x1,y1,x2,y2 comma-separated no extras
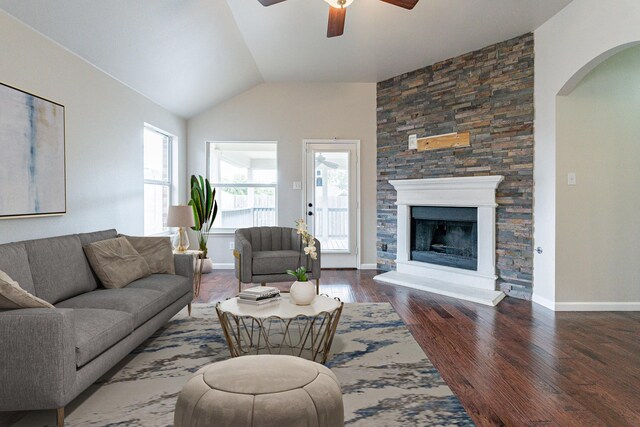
220,207,347,237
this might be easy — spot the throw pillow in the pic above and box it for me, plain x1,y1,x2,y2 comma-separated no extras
120,235,175,275
83,237,151,289
0,269,54,309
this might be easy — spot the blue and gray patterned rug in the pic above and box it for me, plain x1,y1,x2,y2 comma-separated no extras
18,303,473,426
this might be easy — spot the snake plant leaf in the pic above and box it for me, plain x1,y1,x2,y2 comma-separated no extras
205,179,212,222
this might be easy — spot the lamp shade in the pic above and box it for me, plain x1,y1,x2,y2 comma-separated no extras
167,205,195,227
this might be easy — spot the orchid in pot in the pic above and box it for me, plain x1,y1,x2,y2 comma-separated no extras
287,219,318,305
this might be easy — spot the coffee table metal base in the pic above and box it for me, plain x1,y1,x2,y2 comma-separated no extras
215,297,343,364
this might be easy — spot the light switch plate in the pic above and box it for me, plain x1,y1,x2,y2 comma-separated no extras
408,134,418,150
229,241,235,250
292,181,302,190
568,172,577,185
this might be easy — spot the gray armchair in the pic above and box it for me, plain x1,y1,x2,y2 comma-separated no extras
233,227,321,294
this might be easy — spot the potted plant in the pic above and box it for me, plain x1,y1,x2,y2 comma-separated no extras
189,175,218,273
287,219,317,305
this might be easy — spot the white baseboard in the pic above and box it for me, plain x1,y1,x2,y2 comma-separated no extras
532,293,555,311
554,302,640,311
533,293,640,311
358,263,378,270
213,263,234,270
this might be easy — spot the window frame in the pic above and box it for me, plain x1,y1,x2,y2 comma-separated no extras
144,124,175,236
205,141,278,234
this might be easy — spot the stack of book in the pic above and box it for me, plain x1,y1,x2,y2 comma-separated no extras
238,286,281,306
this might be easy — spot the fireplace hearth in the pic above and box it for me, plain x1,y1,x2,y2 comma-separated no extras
411,206,477,271
374,176,505,306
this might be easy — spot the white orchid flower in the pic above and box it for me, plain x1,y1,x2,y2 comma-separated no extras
304,245,317,260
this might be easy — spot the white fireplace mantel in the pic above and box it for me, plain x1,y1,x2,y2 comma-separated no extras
375,176,506,306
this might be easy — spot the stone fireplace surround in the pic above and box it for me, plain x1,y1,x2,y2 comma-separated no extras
374,176,506,306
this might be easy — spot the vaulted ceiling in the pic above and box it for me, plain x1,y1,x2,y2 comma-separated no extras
0,0,572,118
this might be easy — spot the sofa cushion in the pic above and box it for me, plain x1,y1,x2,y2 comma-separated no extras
83,237,151,289
55,288,166,328
0,270,54,309
122,235,175,275
252,250,302,275
72,308,134,367
0,242,36,294
78,229,118,246
25,235,98,304
127,274,191,304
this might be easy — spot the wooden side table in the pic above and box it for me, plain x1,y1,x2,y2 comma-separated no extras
174,249,205,299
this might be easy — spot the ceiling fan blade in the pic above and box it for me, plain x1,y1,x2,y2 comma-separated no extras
257,0,287,6
327,7,346,38
379,0,419,10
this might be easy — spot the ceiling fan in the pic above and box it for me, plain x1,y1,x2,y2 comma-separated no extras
257,0,419,38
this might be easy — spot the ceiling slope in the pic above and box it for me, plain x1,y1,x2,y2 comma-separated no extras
228,0,573,82
0,0,572,118
0,0,263,118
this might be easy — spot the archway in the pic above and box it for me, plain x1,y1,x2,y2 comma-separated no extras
531,0,640,310
555,45,640,308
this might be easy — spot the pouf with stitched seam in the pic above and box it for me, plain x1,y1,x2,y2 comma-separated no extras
174,354,344,427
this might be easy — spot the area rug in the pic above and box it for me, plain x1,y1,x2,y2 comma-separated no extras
17,303,473,426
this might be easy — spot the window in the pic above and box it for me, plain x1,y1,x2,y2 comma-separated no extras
144,126,173,235
207,142,277,230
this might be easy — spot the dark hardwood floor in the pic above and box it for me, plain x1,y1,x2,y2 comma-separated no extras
198,270,640,427
3,270,638,426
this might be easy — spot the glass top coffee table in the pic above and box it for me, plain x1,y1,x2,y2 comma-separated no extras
215,294,343,364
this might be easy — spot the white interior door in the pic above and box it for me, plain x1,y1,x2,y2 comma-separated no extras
304,141,359,269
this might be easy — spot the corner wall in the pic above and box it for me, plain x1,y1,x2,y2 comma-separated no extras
533,0,640,310
376,34,534,297
0,11,187,243
187,83,377,268
556,46,640,307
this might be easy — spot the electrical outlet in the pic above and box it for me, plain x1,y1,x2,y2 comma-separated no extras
381,243,388,252
292,181,302,190
408,134,418,150
228,241,234,250
568,172,577,185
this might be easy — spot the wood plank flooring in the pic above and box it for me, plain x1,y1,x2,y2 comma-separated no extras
197,270,640,427
2,269,638,427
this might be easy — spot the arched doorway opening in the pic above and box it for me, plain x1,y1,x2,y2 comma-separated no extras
554,44,640,307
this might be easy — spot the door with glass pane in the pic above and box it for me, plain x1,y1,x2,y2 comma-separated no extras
305,141,358,268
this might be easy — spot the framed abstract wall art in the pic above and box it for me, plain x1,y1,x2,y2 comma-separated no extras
0,82,66,218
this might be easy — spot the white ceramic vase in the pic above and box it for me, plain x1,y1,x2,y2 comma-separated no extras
197,257,213,274
290,281,316,305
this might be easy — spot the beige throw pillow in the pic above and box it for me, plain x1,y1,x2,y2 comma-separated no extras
0,270,54,309
83,237,151,289
121,235,175,275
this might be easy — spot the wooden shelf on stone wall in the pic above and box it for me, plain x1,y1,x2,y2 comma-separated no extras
417,132,470,151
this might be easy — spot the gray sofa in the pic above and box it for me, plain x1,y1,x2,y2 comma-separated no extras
0,229,194,426
234,226,321,293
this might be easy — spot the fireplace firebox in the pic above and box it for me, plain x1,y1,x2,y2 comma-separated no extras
410,206,478,271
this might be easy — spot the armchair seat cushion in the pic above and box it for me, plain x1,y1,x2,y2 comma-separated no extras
252,250,302,275
55,288,167,328
72,308,134,367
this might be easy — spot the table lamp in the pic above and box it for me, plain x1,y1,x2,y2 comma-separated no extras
167,205,195,252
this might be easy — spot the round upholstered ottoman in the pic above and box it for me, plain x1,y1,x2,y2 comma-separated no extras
174,355,344,427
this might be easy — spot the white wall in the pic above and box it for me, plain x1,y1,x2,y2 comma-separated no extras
0,11,187,243
556,46,640,307
533,0,640,310
187,83,377,268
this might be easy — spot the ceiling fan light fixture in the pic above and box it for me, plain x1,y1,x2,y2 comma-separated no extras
323,0,354,9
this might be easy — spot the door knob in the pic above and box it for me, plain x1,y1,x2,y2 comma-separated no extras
308,203,313,207
308,211,313,216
